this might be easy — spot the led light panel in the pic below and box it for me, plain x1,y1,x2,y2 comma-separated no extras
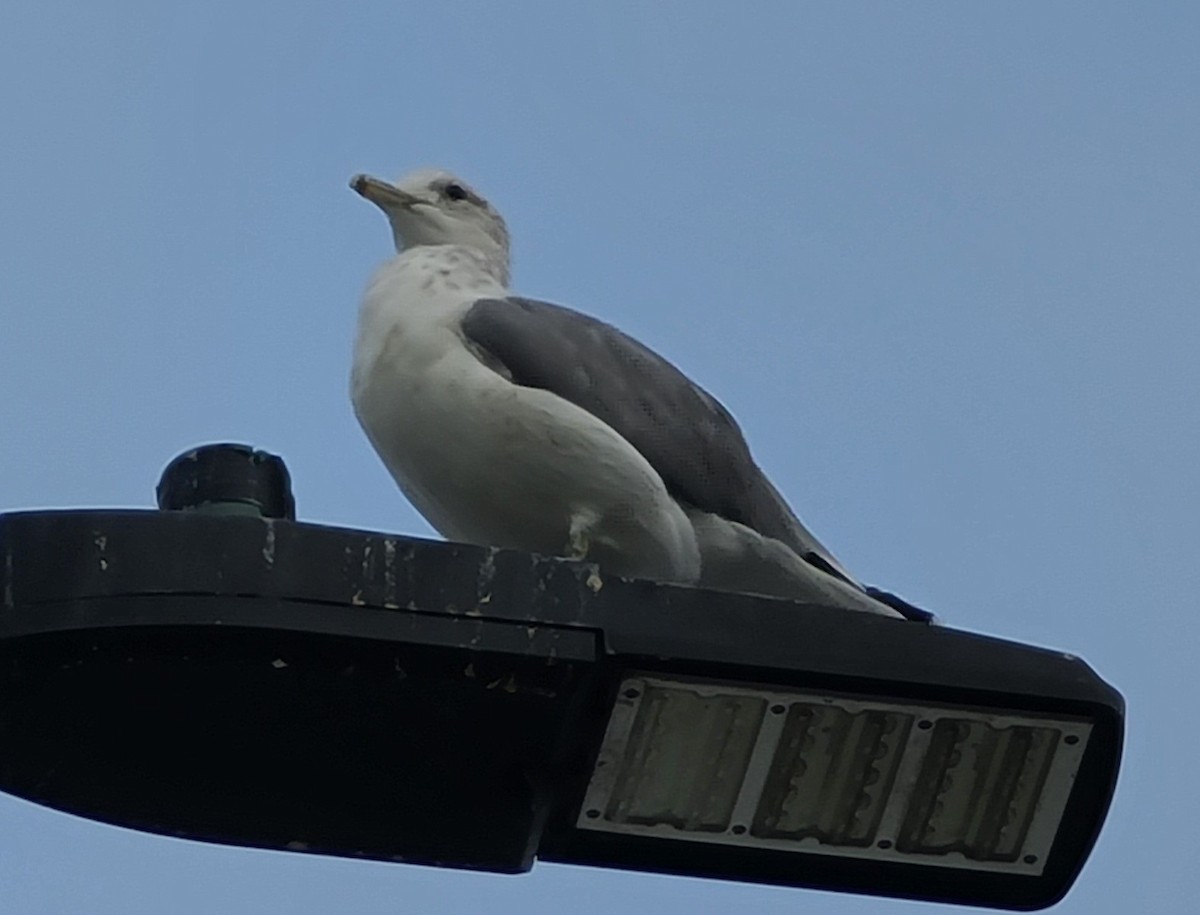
578,676,1092,875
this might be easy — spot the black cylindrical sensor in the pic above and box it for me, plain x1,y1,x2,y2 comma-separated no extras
156,444,295,520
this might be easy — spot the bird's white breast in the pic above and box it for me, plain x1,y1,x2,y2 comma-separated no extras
351,248,701,583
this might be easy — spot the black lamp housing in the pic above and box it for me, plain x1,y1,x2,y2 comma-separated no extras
0,445,1122,910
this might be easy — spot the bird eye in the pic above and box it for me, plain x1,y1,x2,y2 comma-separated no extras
444,183,469,202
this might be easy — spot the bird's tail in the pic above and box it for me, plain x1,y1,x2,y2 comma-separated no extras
864,586,937,624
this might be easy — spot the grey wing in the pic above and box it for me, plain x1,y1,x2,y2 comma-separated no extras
459,296,864,587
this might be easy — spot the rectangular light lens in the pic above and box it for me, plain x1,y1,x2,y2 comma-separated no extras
897,719,1060,862
605,685,765,831
753,704,911,846
578,675,1091,875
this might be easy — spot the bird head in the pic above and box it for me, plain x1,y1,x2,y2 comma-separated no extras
351,168,510,272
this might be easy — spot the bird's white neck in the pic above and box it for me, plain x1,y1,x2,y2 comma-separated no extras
392,242,510,291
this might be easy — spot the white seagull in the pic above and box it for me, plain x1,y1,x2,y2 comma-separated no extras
350,168,927,620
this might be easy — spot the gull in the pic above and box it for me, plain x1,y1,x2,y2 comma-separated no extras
349,168,928,620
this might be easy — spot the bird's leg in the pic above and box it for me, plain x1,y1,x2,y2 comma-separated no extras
566,508,597,560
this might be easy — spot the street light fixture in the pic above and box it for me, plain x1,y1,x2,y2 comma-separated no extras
0,445,1122,909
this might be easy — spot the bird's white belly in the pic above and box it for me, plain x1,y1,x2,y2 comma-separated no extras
352,320,700,583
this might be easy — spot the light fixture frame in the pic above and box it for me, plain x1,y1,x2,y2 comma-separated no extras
0,446,1123,911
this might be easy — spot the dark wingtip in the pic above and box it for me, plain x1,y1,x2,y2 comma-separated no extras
864,586,938,624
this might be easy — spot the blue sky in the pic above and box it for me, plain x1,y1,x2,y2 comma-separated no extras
1,2,1196,912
